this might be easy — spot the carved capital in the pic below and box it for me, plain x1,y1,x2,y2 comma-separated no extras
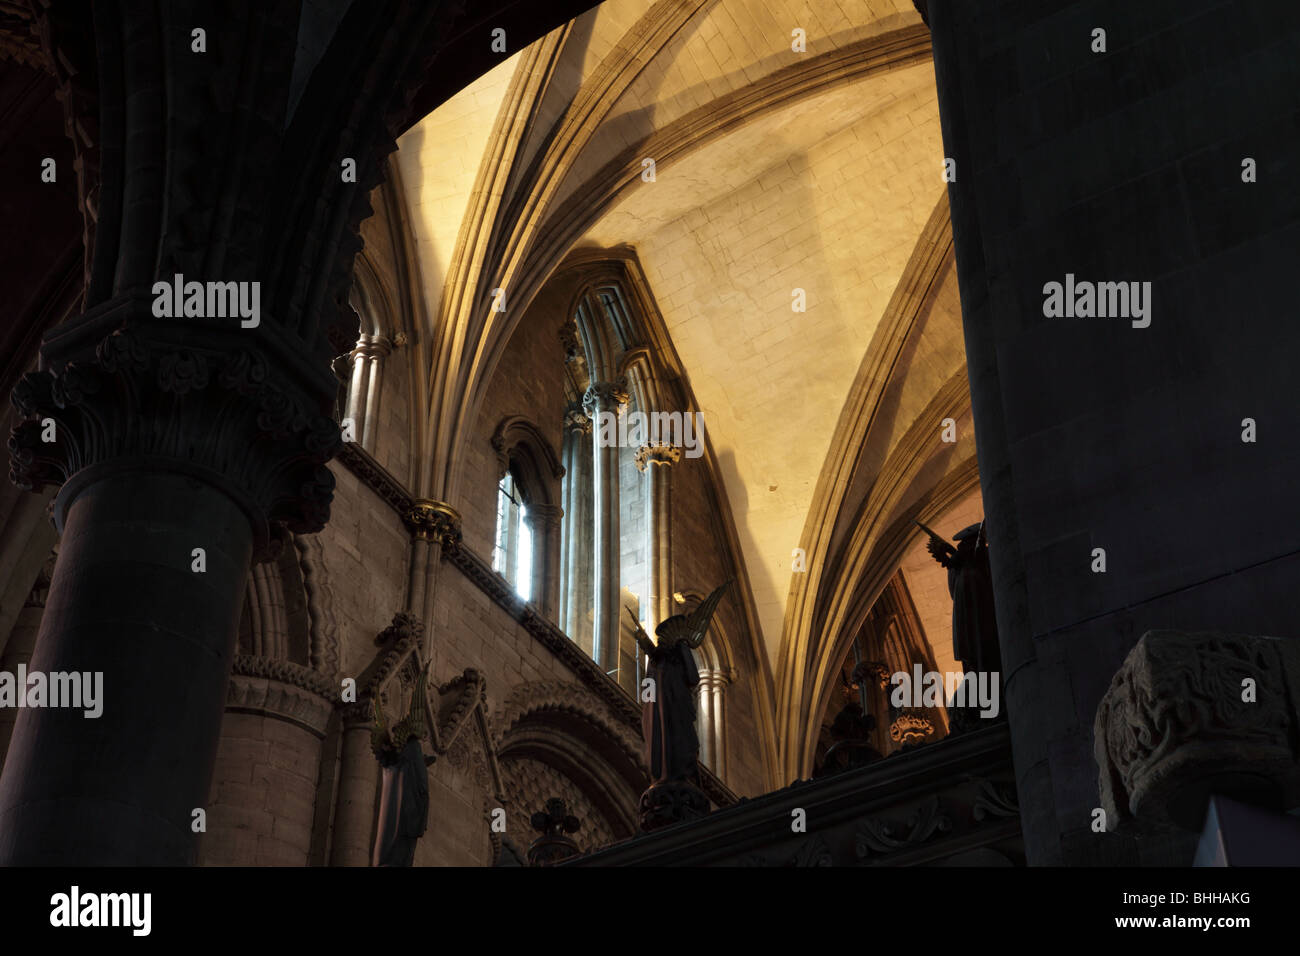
698,667,734,689
1094,630,1300,830
634,442,682,472
524,502,563,531
349,332,393,361
857,661,892,689
639,779,709,832
582,379,629,413
9,306,341,558
403,498,463,544
563,403,592,435
559,320,582,362
374,610,425,649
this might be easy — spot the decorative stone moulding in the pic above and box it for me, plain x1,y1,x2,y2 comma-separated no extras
227,656,337,737
1094,630,1300,830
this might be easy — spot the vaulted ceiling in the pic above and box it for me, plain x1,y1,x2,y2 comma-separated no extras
394,0,976,775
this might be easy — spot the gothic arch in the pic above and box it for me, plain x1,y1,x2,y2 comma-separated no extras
773,193,978,780
412,17,932,508
491,415,565,507
494,680,647,843
790,387,979,779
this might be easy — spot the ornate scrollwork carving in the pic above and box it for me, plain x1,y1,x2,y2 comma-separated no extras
889,709,934,744
855,795,952,859
972,778,1020,823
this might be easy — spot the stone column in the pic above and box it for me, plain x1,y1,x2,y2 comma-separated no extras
695,666,733,779
584,381,628,676
560,404,593,650
526,503,563,622
403,499,462,656
328,611,429,867
0,466,260,865
0,562,51,769
711,667,732,780
359,334,392,453
636,443,681,637
330,704,380,867
0,0,429,864
345,342,370,434
698,670,716,771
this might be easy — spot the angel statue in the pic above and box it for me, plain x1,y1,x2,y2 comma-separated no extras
917,519,1001,676
370,661,436,867
627,581,731,786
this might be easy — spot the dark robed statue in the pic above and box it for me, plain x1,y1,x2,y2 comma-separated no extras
628,582,730,785
918,520,1001,675
370,664,435,867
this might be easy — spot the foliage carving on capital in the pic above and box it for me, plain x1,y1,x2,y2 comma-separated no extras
403,499,463,545
634,443,682,471
1094,630,1300,829
582,379,629,412
9,326,341,549
563,403,592,435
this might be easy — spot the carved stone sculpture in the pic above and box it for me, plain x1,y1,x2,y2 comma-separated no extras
629,581,730,829
919,520,1000,674
527,798,582,866
919,519,1001,731
1094,630,1300,831
370,662,435,867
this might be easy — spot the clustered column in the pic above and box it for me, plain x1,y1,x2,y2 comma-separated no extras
696,667,732,778
403,499,462,649
583,381,628,676
343,333,392,452
636,442,681,637
559,404,593,650
525,503,563,622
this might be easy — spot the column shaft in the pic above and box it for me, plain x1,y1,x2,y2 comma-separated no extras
330,717,379,866
0,471,252,865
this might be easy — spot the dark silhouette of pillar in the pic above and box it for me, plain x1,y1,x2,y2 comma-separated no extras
0,1,415,865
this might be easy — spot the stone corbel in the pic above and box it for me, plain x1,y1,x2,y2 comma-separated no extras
1094,630,1300,830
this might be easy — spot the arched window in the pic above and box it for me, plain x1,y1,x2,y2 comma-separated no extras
332,280,390,451
492,418,564,614
493,471,532,601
